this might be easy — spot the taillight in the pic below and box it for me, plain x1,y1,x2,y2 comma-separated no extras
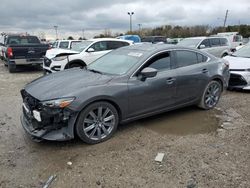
223,60,229,68
7,47,13,58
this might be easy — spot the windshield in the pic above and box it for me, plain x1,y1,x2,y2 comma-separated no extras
178,38,202,48
7,36,40,45
87,49,143,75
71,41,92,52
232,45,250,58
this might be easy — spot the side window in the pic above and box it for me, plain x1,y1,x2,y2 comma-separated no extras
52,42,58,48
90,41,108,51
70,41,81,49
210,38,220,47
176,50,198,68
146,52,171,71
197,53,208,63
199,39,210,48
220,38,228,46
59,41,69,49
107,41,129,50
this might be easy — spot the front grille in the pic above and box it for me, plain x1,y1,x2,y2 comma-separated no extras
229,73,248,86
44,57,52,67
230,69,246,71
21,89,41,111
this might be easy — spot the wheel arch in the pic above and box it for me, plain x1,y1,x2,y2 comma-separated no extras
76,97,123,124
65,59,86,69
72,97,123,139
210,76,224,91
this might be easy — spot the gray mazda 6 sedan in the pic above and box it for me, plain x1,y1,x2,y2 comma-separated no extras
21,44,230,144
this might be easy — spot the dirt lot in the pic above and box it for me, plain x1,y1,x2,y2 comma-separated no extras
0,63,249,188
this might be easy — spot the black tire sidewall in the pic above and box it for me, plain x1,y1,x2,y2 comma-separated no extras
76,101,119,144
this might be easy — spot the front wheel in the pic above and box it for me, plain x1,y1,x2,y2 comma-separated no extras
198,80,222,110
69,63,85,69
76,102,119,144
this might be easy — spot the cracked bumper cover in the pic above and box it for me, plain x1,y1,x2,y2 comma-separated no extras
21,110,78,141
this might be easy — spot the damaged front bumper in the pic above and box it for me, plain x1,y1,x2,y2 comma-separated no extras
21,112,78,141
20,93,79,141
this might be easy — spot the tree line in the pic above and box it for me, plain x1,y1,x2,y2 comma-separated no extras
67,25,250,40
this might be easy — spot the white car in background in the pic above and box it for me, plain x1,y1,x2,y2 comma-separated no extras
51,40,82,49
223,44,250,90
217,32,243,49
43,38,132,73
178,36,232,58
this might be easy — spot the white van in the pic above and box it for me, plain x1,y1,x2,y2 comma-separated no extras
217,32,243,49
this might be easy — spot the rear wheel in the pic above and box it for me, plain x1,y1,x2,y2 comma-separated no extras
76,101,119,144
8,62,16,73
198,80,222,110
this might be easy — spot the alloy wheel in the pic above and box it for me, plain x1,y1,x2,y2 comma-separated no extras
83,106,115,141
204,82,221,108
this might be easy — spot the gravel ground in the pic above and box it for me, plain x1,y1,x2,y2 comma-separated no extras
0,63,249,188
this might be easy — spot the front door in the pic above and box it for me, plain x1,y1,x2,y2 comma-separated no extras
128,51,177,118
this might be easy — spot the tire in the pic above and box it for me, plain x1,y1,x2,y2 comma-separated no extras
198,80,222,110
8,62,16,73
76,101,119,144
69,63,85,69
221,53,228,58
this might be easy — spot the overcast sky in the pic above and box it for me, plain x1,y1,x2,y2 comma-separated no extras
0,0,250,39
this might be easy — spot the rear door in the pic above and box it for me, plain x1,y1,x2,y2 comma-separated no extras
209,38,223,57
174,50,210,105
128,51,177,117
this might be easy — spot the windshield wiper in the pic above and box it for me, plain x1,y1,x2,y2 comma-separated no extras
87,68,103,74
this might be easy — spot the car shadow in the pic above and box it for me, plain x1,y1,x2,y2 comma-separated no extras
3,64,43,73
31,105,222,148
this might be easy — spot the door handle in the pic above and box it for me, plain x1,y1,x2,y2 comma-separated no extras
166,77,176,85
202,69,208,73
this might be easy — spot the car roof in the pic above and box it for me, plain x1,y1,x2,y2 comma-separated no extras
120,43,201,52
184,36,227,40
56,40,81,42
88,38,132,42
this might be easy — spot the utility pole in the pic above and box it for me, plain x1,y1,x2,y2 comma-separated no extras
223,10,229,27
54,25,58,40
82,29,85,39
128,12,134,33
138,24,142,35
138,24,142,31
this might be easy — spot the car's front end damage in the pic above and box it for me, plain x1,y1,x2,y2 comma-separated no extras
20,89,78,141
229,70,250,90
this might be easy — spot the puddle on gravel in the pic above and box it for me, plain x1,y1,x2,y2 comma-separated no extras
140,107,223,135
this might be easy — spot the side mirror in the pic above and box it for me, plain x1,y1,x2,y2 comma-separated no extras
199,44,206,49
87,48,95,52
139,67,157,81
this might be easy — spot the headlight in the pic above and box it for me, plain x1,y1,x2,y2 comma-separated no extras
41,97,75,108
52,56,67,61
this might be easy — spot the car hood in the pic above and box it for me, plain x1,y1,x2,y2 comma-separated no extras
45,48,79,59
25,69,113,101
223,55,250,70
